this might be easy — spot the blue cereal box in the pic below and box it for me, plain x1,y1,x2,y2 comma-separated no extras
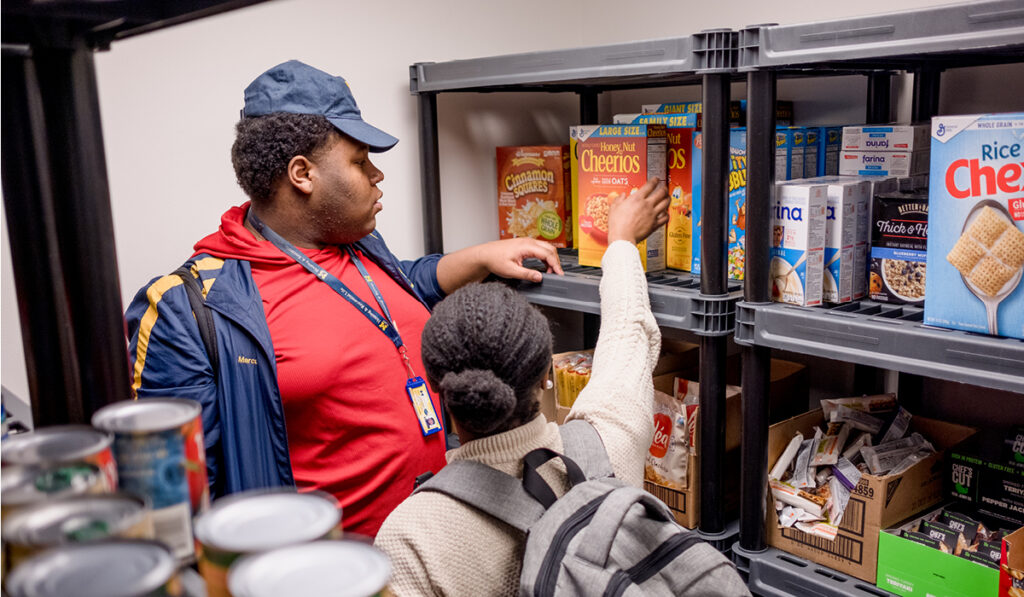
820,126,843,176
803,128,820,179
776,128,805,181
772,182,827,306
691,128,747,279
926,113,1024,339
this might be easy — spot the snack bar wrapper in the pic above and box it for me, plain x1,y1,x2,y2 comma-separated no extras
820,393,897,420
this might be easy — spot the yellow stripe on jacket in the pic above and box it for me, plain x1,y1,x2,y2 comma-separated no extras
131,275,184,396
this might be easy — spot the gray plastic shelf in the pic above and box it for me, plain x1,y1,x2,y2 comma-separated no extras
733,545,895,597
411,36,703,93
739,0,1024,71
515,252,741,336
734,300,1024,394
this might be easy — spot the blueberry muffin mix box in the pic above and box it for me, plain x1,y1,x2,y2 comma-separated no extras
925,113,1024,339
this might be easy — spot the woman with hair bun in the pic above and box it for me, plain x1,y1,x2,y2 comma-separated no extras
376,177,744,596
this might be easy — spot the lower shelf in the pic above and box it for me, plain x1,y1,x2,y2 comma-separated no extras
732,545,895,597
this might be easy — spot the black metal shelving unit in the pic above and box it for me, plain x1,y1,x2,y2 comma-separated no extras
1,1,273,428
411,1,1024,594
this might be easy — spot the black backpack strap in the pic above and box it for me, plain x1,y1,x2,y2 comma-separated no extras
559,419,616,480
173,265,219,377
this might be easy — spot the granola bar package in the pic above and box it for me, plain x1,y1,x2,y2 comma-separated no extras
926,113,1024,339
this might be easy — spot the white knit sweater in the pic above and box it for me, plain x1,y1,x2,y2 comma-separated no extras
375,241,660,597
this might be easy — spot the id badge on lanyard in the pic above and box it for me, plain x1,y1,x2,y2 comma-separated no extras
248,211,443,437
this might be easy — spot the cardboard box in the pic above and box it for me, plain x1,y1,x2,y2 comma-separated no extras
1001,526,1024,596
842,124,930,152
496,145,571,247
925,112,1024,340
692,128,747,279
877,506,1002,596
665,124,696,271
766,409,976,583
948,434,1024,526
571,124,667,270
771,182,827,307
839,150,930,177
645,356,806,528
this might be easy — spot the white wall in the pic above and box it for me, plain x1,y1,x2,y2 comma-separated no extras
2,0,1020,410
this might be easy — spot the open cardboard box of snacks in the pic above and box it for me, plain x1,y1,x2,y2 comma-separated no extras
766,408,976,583
877,504,1016,597
641,356,807,529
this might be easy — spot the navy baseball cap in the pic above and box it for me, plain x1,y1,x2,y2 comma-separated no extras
242,60,398,152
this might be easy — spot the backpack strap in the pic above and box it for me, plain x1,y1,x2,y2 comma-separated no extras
559,419,615,480
173,265,219,377
573,486,677,568
413,460,545,533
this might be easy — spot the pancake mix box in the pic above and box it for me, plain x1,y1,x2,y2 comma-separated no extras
926,113,1024,339
496,146,570,247
571,124,667,270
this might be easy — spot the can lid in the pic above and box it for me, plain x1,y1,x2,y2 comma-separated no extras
2,492,149,546
1,463,101,505
5,539,176,597
1,425,112,465
194,488,340,552
91,398,201,432
228,540,391,597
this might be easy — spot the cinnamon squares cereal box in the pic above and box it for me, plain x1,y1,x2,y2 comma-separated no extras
571,124,667,270
496,146,570,247
926,113,1024,339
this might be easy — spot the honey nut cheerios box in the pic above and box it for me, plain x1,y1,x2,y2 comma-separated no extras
570,124,667,270
496,145,571,247
925,113,1024,340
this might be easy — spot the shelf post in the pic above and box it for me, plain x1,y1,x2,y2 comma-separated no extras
11,41,132,421
578,88,601,345
912,68,941,123
417,91,444,254
698,71,730,536
866,72,892,124
1,48,86,426
739,68,776,553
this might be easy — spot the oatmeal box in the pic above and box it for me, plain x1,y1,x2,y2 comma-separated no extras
571,124,667,270
496,145,570,247
926,113,1024,339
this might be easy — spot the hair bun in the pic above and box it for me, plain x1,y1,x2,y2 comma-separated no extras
439,369,516,435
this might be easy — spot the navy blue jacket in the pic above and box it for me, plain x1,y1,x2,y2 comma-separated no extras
125,231,445,497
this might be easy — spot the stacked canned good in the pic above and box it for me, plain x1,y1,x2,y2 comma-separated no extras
1,398,392,597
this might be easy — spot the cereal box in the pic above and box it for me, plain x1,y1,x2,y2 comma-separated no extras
691,129,747,279
926,112,1024,339
772,182,826,306
823,182,858,303
572,124,667,270
839,150,930,177
821,126,843,176
871,192,928,305
665,125,696,271
642,100,794,126
776,128,806,181
804,128,820,179
842,124,930,152
496,145,570,247
626,113,701,127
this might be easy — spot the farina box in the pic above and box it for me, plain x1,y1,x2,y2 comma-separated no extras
766,409,976,583
842,124,930,152
870,192,928,304
839,150,930,177
692,128,747,279
572,124,667,270
776,127,806,181
925,112,1024,339
664,124,696,271
823,182,858,303
496,145,570,247
772,182,826,306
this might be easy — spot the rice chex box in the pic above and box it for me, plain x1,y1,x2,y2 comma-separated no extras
925,113,1024,339
571,124,667,270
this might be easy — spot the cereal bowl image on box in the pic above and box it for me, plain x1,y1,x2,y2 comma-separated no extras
926,113,1024,339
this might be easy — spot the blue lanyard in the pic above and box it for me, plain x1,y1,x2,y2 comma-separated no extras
247,210,417,378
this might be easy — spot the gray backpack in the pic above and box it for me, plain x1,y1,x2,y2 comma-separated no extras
415,420,749,596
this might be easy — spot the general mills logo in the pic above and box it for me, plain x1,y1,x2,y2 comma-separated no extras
951,463,973,495
936,123,946,137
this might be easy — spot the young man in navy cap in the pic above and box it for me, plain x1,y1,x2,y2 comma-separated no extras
125,60,563,537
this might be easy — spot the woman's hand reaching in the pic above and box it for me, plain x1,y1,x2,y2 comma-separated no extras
606,177,670,245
